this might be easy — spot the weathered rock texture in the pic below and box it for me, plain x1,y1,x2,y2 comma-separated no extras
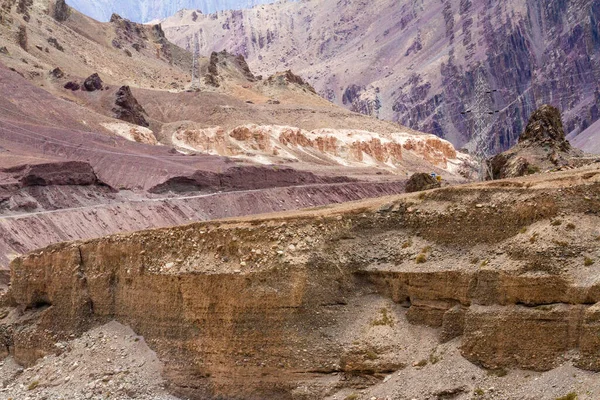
405,172,441,193
2,165,600,399
82,73,103,91
112,85,149,127
172,124,461,171
161,0,600,154
488,105,586,179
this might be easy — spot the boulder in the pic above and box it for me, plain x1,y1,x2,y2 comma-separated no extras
50,67,64,79
405,172,441,193
63,81,80,91
82,73,103,91
112,86,149,127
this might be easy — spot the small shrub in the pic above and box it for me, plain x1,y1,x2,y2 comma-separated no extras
415,359,428,367
415,253,427,264
530,233,539,244
584,257,595,267
371,308,394,327
551,219,562,226
345,394,359,400
421,245,432,253
27,381,39,390
364,349,378,360
519,227,528,234
474,388,485,396
429,352,441,364
480,259,489,267
402,240,412,249
566,223,576,230
555,393,577,400
487,368,508,377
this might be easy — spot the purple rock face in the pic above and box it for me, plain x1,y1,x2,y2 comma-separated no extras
163,0,600,154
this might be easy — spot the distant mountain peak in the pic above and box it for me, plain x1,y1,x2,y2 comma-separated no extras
65,0,280,23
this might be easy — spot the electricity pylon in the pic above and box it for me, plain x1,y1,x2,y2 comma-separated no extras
461,70,499,180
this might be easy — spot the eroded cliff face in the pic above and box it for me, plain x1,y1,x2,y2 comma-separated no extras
171,124,460,171
161,0,600,154
2,166,600,399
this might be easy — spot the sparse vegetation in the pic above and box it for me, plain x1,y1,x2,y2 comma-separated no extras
470,257,480,265
519,227,528,234
487,368,508,377
480,259,489,267
402,239,412,248
474,388,485,396
429,352,441,365
566,223,576,230
530,233,539,243
584,257,595,267
551,219,562,226
27,381,39,390
415,253,427,264
415,359,428,367
371,308,394,327
555,393,577,400
344,394,359,400
421,245,432,253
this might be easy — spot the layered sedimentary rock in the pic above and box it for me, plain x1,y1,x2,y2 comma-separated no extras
172,124,460,170
2,166,600,399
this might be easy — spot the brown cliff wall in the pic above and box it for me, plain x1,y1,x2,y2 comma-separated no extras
2,167,600,398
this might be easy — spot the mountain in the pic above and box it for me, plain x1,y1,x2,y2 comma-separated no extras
161,0,600,155
65,0,281,23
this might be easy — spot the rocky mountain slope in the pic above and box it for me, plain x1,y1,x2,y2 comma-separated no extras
161,0,600,155
65,0,281,23
2,163,600,399
0,0,468,277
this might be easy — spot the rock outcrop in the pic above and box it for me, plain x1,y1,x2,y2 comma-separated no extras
52,0,70,22
82,73,103,91
172,124,460,171
405,172,441,193
487,105,585,180
112,86,150,127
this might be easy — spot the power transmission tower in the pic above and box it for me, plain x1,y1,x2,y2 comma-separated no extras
461,69,499,180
